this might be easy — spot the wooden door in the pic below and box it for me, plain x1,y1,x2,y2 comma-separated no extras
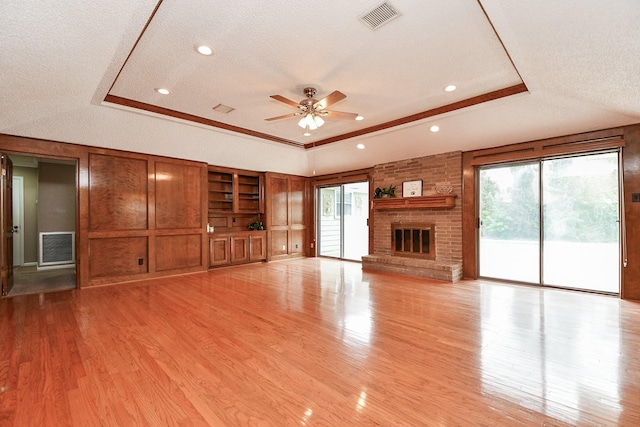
1,154,14,296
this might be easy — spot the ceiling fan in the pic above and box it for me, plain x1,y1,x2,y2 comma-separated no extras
265,87,359,131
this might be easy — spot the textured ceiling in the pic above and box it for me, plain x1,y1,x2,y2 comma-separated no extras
1,0,639,175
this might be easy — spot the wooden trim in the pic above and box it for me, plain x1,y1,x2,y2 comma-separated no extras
104,95,302,147
476,0,525,84
461,151,477,279
469,128,625,165
106,0,165,94
304,84,529,149
105,84,527,150
310,168,372,187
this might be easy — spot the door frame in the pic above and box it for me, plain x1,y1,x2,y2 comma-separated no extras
1,153,14,296
316,181,369,261
12,175,24,266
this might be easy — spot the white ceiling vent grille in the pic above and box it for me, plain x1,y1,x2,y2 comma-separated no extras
360,2,401,30
212,104,235,114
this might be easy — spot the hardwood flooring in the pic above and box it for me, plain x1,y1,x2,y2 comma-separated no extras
1,258,639,426
9,266,76,297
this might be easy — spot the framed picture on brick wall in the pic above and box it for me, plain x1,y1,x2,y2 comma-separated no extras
402,180,423,197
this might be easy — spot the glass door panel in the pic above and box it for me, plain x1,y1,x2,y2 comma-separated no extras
542,153,620,292
318,186,341,257
342,182,369,261
479,163,540,283
318,182,369,261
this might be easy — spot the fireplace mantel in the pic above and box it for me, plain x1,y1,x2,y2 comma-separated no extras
373,195,456,210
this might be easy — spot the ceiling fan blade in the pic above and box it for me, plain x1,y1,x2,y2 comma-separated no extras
264,113,300,121
314,91,346,110
270,94,300,108
323,110,359,120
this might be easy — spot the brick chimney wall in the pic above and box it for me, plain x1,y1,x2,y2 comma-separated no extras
372,151,463,264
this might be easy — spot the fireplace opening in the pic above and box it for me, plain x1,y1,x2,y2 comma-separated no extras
392,223,435,260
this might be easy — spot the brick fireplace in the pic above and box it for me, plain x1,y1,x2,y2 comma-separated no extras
362,151,463,282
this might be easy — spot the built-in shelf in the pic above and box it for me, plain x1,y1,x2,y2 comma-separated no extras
208,167,264,215
373,195,456,210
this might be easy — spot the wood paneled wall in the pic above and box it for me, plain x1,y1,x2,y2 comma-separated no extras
89,154,148,231
0,134,208,289
265,172,308,260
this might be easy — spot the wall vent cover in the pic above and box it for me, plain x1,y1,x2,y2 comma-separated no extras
360,2,401,30
40,232,75,266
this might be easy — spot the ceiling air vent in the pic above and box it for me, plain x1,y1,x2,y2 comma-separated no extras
212,104,235,114
360,2,401,30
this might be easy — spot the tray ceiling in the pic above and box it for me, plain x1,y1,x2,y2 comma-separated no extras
106,0,525,147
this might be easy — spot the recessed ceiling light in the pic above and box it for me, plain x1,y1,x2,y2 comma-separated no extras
155,88,170,95
196,45,213,56
303,132,311,137
430,125,440,133
355,115,364,121
444,85,457,92
357,144,365,149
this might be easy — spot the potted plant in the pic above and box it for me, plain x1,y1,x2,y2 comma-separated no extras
380,185,397,198
248,220,264,230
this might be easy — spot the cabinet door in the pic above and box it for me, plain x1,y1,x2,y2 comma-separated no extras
249,233,266,261
210,236,230,266
231,235,249,264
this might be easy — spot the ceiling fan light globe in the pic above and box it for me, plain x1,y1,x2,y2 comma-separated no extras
314,116,325,128
299,114,318,130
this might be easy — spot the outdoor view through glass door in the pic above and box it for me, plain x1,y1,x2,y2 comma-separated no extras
318,182,369,261
479,152,620,293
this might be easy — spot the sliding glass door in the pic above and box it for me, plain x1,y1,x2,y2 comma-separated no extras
479,152,620,293
542,153,619,292
318,182,369,261
479,162,540,283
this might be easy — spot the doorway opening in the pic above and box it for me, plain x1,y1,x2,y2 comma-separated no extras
317,182,369,261
5,154,77,297
478,151,620,294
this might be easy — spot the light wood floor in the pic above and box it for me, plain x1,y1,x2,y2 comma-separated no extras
1,258,639,426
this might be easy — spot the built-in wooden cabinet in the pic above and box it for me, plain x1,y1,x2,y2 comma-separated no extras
208,166,264,216
207,165,267,268
209,231,266,267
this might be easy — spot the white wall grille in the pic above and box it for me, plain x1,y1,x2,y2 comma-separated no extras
40,232,75,266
